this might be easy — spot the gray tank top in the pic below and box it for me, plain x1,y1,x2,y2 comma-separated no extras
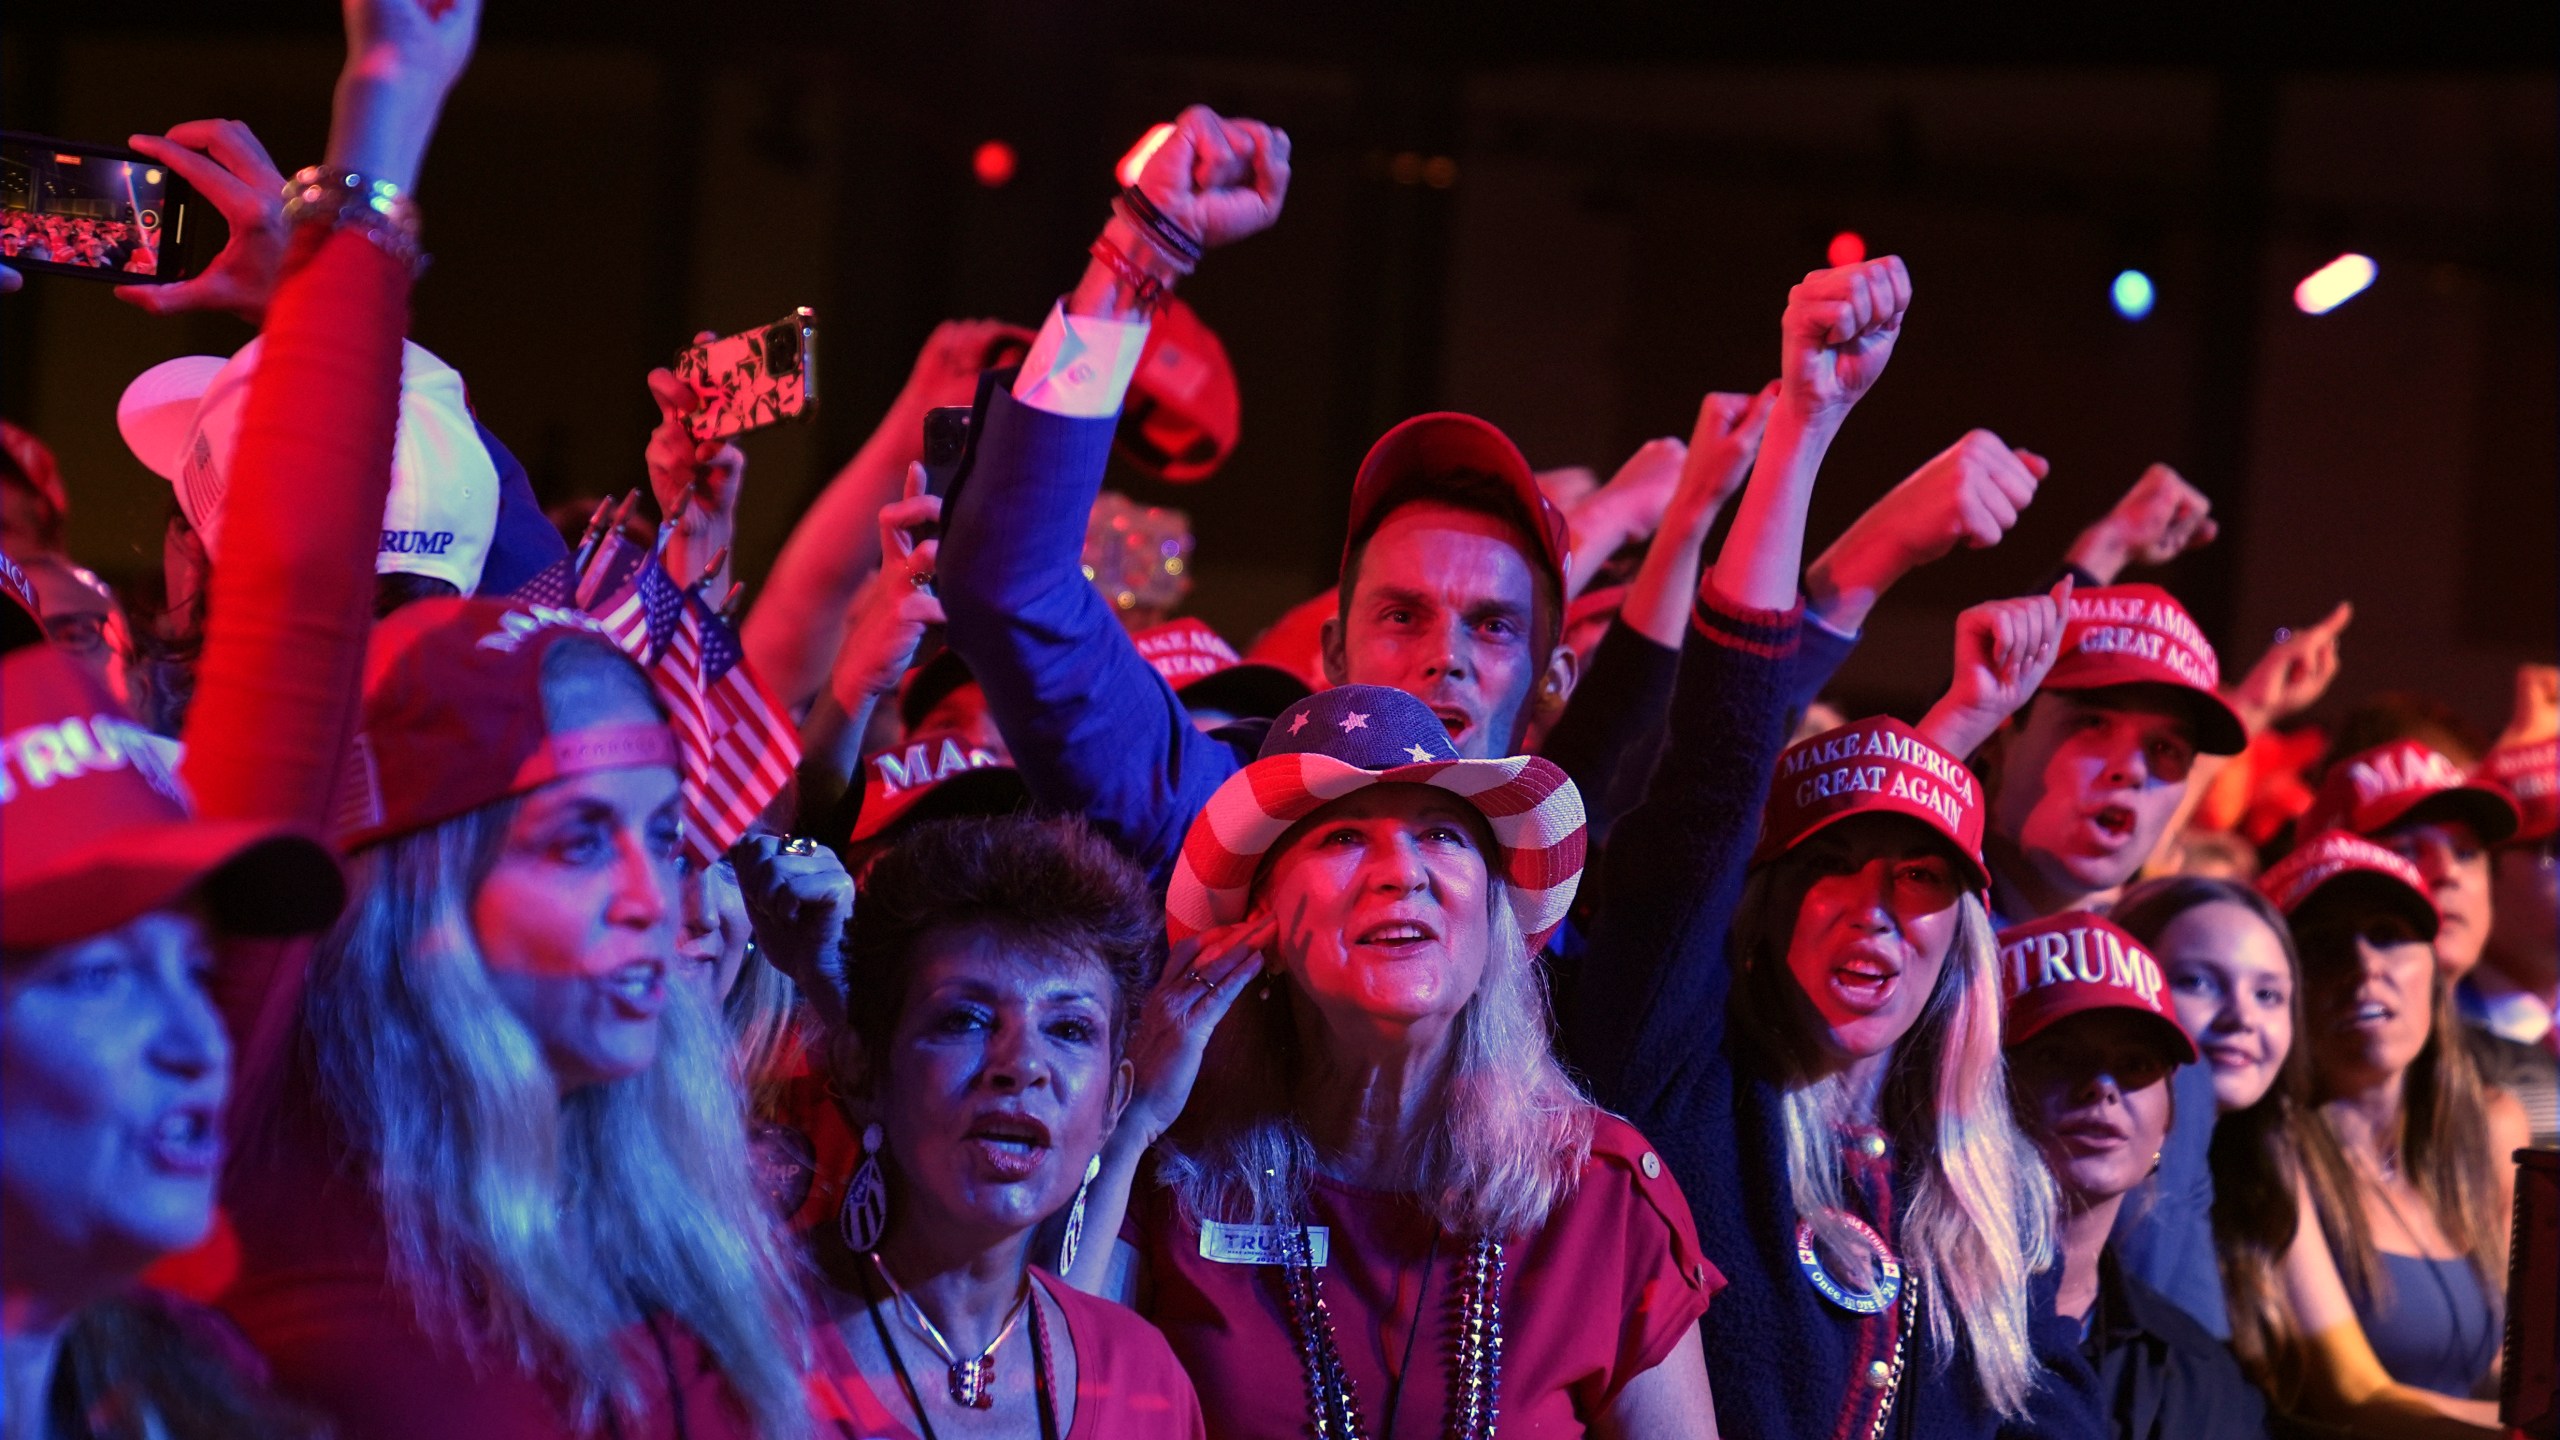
2350,1251,2499,1398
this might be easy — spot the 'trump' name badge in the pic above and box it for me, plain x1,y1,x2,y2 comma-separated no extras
1199,1221,1329,1267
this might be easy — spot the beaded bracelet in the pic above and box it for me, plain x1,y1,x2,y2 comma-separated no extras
282,165,428,278
1088,234,1172,314
1114,185,1202,271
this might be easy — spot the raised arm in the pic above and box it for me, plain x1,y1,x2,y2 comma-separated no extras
740,319,1027,712
1711,257,1912,611
1802,427,2047,637
2060,462,2216,585
1570,258,1911,1118
181,0,477,830
935,106,1288,883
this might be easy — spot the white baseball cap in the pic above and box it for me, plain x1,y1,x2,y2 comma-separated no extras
117,339,500,595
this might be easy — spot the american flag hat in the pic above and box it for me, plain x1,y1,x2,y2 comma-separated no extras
1165,684,1586,949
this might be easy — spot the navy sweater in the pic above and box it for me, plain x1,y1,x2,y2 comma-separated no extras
1569,582,2103,1440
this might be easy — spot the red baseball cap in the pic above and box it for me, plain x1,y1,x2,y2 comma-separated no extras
2257,829,2440,940
1116,297,1239,484
1753,717,1989,888
1341,413,1571,601
845,730,1026,846
2041,584,2248,755
1133,618,1311,722
1997,911,2196,1063
3,645,343,949
2303,739,2519,845
2477,738,2556,845
332,597,680,850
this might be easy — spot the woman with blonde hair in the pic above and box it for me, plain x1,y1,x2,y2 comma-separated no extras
1072,682,1719,1437
217,599,807,1440
1565,249,2099,1438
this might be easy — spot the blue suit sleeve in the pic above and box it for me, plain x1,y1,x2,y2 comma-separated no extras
935,383,1239,885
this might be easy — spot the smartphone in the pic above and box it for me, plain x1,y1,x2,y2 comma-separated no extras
674,307,817,441
1,132,209,284
921,406,973,500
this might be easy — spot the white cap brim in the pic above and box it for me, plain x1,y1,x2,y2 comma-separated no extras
116,354,232,483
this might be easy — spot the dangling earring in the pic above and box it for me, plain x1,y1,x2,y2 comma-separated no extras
841,1122,888,1253
1059,1154,1103,1274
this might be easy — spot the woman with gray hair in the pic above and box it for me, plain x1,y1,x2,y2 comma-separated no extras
1065,682,1721,1439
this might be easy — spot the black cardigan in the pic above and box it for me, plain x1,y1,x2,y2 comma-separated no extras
1566,581,2103,1440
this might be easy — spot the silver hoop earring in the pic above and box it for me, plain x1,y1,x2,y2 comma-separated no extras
1058,1153,1103,1274
840,1122,888,1253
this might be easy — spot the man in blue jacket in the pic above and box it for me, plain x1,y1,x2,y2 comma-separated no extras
935,106,1587,886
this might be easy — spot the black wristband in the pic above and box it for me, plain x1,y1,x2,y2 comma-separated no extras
1117,185,1203,265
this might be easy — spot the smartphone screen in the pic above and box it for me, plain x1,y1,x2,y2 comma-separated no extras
0,133,198,283
674,307,818,441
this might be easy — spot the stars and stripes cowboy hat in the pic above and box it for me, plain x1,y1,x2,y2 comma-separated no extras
1164,684,1587,949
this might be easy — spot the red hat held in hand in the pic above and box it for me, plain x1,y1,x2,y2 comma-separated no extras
2302,738,2521,846
1997,911,2196,1064
1116,296,1240,484
2,645,342,949
1755,717,1989,888
2042,584,2249,755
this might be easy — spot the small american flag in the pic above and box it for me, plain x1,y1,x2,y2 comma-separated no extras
516,534,797,865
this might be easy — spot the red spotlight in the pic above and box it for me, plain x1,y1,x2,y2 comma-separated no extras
1827,230,1867,267
972,140,1016,188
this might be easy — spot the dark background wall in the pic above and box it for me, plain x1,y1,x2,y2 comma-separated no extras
4,2,2552,733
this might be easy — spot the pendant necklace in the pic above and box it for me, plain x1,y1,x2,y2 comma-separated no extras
865,1250,1033,1409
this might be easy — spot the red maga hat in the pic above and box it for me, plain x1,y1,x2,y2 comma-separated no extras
2042,584,2248,755
1117,296,1239,484
2257,829,2439,940
845,729,1026,846
1342,413,1571,599
1754,717,1989,888
332,597,680,850
1997,911,2196,1063
2303,738,2520,845
2477,738,2557,845
1133,617,1311,722
2,645,342,949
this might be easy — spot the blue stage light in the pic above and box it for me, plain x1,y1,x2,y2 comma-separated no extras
2111,269,2155,320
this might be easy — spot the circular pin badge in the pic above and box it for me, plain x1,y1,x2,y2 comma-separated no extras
1794,1211,1904,1315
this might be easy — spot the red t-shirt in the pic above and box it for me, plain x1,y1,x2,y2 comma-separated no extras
1132,1114,1719,1439
805,1271,1204,1439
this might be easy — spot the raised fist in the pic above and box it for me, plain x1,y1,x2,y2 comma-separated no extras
1875,429,2048,569
1677,383,1780,520
1131,105,1291,251
2068,463,2217,583
1778,256,1912,422
1921,577,2074,759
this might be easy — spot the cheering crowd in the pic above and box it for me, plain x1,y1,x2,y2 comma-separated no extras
4,2,2555,1438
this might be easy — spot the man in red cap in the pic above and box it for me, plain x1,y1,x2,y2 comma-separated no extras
936,105,1611,884
1972,581,2251,1345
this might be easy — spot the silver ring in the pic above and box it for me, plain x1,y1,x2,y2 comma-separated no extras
1188,969,1219,993
781,836,821,856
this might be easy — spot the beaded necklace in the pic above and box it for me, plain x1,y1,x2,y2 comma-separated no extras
1277,1223,1505,1440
